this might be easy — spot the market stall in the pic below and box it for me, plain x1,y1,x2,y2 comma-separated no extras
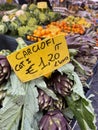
0,1,98,130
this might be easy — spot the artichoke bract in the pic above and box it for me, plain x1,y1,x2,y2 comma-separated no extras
53,95,66,110
39,109,70,130
0,55,11,84
51,72,73,97
37,88,53,110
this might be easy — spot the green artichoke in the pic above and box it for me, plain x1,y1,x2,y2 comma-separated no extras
38,12,49,25
51,71,73,97
39,109,71,130
0,55,11,84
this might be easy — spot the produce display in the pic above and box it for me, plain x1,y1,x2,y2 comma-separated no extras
66,27,98,85
26,16,91,42
0,2,98,130
0,3,61,36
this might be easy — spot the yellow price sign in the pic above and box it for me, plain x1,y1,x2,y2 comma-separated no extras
37,2,48,9
7,35,70,82
6,0,12,3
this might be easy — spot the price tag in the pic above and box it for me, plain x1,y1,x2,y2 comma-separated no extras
6,0,12,3
37,2,48,9
7,35,70,82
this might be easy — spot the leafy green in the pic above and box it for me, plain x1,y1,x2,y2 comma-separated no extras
0,72,25,130
66,96,96,130
21,81,39,130
58,63,75,75
0,96,22,130
34,77,58,100
72,71,85,99
71,57,85,75
0,71,40,130
62,107,74,119
7,71,26,96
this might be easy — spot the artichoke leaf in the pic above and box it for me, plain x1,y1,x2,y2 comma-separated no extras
66,96,96,130
7,71,26,96
21,80,39,130
0,96,22,130
58,63,75,75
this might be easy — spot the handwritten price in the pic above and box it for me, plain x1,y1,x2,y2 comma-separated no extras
7,35,70,82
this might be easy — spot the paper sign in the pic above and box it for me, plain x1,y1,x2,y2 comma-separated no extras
6,0,12,3
37,2,47,9
7,35,70,82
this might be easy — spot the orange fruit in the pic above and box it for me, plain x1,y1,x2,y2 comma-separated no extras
33,29,38,34
35,30,41,37
37,26,43,31
45,29,50,34
40,29,46,36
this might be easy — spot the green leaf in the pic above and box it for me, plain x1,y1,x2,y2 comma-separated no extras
0,72,40,130
0,96,22,130
58,63,75,75
62,107,74,119
7,71,26,96
72,71,85,99
21,80,39,130
66,96,96,130
71,58,85,74
82,99,96,129
0,70,35,130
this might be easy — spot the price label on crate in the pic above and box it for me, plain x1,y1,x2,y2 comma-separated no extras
7,35,70,82
37,2,47,9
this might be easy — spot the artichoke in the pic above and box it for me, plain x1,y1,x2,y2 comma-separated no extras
50,71,73,97
39,109,71,130
37,88,66,111
0,55,11,84
37,88,53,110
